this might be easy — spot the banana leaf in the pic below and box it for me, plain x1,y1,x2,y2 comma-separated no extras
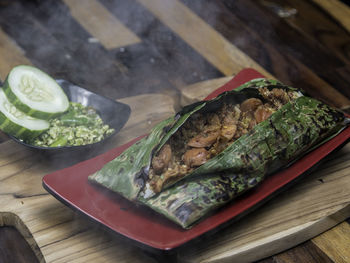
142,96,345,228
89,79,291,198
88,79,346,228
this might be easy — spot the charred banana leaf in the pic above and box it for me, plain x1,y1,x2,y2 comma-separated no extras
143,96,345,228
88,79,346,228
89,103,205,200
89,79,291,198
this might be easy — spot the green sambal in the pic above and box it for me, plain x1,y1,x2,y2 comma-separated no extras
29,102,114,147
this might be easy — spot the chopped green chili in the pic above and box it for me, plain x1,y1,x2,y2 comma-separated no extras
29,102,114,147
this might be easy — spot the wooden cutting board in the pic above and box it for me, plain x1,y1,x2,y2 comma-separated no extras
0,78,350,263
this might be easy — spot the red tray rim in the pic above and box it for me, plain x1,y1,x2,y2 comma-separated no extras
42,68,350,250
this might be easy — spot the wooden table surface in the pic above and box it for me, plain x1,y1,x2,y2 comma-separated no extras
0,0,350,262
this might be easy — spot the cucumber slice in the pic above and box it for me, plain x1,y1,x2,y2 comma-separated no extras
3,65,69,120
0,88,49,140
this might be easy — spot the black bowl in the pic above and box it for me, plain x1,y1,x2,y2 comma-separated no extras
8,79,131,154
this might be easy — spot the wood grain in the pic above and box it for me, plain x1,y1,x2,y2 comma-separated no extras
0,1,76,84
0,28,31,80
179,57,350,112
1,0,177,100
99,0,223,91
312,222,350,263
117,94,176,143
0,0,222,101
0,227,39,263
272,55,350,111
311,0,350,33
179,76,233,106
258,241,333,263
259,0,350,66
181,0,350,111
62,0,141,49
137,0,273,78
218,0,350,101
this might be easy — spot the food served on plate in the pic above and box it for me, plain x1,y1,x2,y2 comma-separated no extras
0,65,114,147
147,87,297,194
89,78,347,228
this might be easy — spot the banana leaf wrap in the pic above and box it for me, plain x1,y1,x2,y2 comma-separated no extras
88,79,346,228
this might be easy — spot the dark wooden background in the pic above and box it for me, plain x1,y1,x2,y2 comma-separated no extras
1,0,350,106
0,0,350,262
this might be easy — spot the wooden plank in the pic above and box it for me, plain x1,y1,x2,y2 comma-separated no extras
0,0,135,99
214,0,350,110
137,0,273,78
285,55,350,112
179,52,350,111
180,76,233,106
311,0,350,34
0,0,219,102
100,0,223,90
62,0,141,49
258,0,350,66
258,241,333,263
0,2,76,85
0,227,39,263
312,222,350,263
117,94,176,143
0,28,31,80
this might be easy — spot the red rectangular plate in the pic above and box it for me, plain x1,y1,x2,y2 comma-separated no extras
43,68,350,250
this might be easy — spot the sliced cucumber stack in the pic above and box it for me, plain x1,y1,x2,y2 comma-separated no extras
3,65,69,120
0,88,49,140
